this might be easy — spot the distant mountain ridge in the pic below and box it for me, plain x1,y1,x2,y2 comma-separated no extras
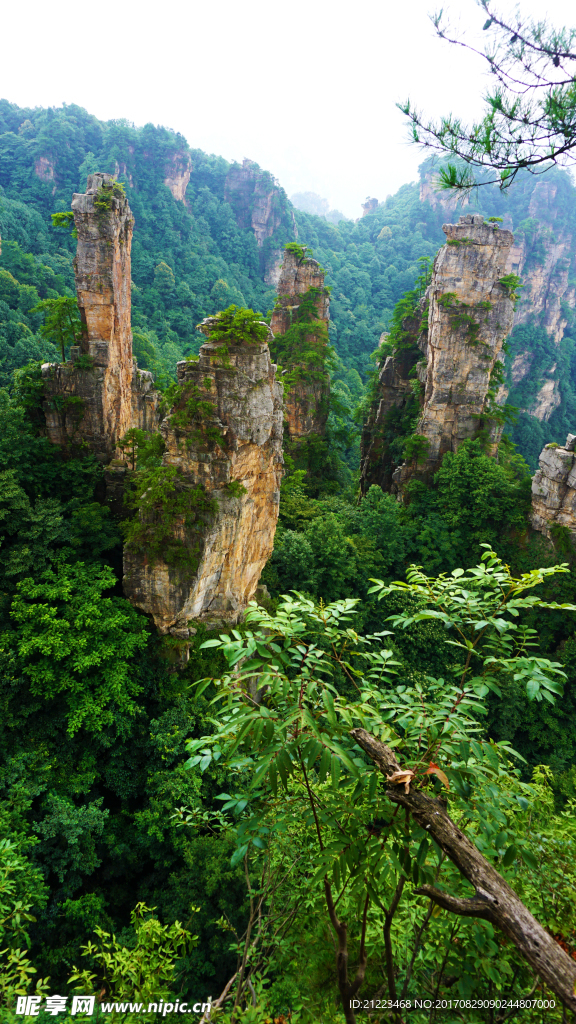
2,101,576,465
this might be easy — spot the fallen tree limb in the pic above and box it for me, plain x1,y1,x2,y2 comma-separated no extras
350,727,576,1013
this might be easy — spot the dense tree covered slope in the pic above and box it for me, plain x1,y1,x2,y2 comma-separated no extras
4,103,576,469
4,101,576,1020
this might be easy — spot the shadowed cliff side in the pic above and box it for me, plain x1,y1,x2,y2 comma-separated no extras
122,312,284,635
359,309,427,495
41,173,160,460
270,246,331,443
360,214,515,496
502,180,576,424
224,159,297,285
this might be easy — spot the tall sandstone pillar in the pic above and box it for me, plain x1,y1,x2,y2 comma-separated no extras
361,214,515,494
417,214,515,474
123,321,284,634
270,248,330,439
39,175,284,637
42,173,158,460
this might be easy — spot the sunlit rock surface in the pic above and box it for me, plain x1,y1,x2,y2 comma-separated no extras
361,214,515,494
270,249,330,439
531,434,576,536
123,323,284,633
41,173,160,461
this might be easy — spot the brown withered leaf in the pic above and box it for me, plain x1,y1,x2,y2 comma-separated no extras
425,763,450,789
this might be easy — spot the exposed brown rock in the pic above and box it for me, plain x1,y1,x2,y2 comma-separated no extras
114,160,134,188
419,170,468,215
531,435,576,536
505,231,575,350
530,378,561,422
34,156,55,182
503,180,576,421
415,216,515,471
270,249,330,440
123,324,284,632
224,159,296,284
40,173,284,638
510,350,533,385
360,215,515,494
163,152,192,202
41,173,160,461
361,198,379,217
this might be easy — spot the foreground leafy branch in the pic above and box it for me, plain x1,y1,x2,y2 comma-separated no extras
186,549,576,1019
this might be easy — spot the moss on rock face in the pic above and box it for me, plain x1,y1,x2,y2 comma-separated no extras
270,285,332,385
93,178,126,213
269,246,332,442
123,463,218,572
123,315,284,633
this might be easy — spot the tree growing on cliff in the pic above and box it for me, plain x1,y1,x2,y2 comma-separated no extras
31,296,82,362
401,0,576,192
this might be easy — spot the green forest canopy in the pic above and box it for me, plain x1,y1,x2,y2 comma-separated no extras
3,100,576,1020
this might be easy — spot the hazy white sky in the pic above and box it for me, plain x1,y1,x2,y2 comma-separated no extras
1,0,573,217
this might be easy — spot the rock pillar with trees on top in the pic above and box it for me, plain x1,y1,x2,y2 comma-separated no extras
38,177,285,639
270,244,331,446
531,433,576,539
122,307,284,635
41,172,159,461
360,214,516,495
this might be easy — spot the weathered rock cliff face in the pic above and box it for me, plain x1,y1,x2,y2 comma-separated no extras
419,169,468,215
361,198,379,217
361,214,515,494
40,174,284,637
41,173,160,460
503,180,576,422
415,215,515,472
163,152,192,203
224,159,296,284
123,325,284,633
359,313,425,494
270,249,331,439
34,156,55,183
531,435,576,536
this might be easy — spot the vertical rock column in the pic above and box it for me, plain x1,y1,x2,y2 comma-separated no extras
122,322,284,634
501,180,576,422
531,435,576,537
270,249,331,440
392,215,515,490
42,173,158,460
